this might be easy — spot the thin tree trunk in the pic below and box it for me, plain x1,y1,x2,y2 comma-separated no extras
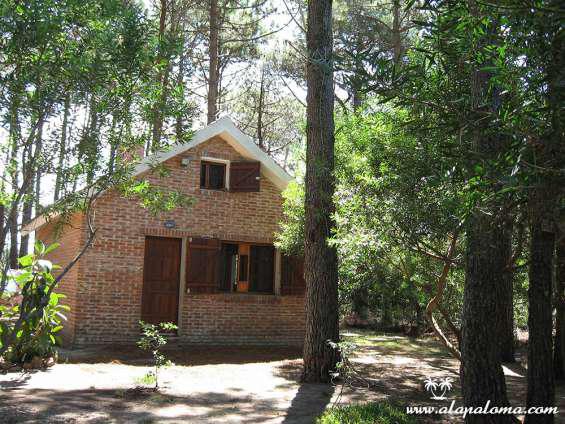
19,150,33,259
20,117,44,258
8,214,18,269
257,65,265,149
0,146,9,269
302,0,339,384
352,83,363,111
151,0,169,150
34,167,41,213
425,233,461,360
391,0,402,66
207,0,220,124
175,53,186,142
8,88,21,269
54,93,70,202
34,117,44,214
107,114,118,173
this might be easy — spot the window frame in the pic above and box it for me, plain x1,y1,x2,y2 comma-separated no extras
200,157,230,190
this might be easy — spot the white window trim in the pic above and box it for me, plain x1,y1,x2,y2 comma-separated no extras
201,156,230,190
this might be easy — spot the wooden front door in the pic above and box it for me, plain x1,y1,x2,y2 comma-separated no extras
141,236,181,325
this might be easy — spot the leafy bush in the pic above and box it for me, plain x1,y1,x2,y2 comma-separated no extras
0,242,68,364
275,180,304,255
316,402,415,424
137,321,177,389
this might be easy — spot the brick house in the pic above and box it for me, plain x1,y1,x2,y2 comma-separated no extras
23,117,306,347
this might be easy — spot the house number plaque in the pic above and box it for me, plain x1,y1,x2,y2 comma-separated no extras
163,220,176,229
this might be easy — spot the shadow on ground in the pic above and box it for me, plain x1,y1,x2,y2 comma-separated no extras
59,344,302,367
0,388,289,423
3,332,565,423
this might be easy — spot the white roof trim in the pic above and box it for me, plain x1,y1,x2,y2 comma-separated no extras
22,116,292,235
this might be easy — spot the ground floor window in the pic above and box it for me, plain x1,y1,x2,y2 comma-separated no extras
185,238,285,295
219,242,274,294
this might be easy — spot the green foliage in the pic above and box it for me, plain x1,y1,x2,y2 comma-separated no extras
277,110,466,329
137,321,177,390
327,340,359,385
316,402,415,424
0,242,68,364
0,0,197,274
135,373,157,387
275,180,305,255
121,178,195,216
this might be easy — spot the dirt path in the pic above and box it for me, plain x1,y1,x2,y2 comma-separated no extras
0,331,563,423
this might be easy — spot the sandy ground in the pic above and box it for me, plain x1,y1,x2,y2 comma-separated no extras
0,331,563,423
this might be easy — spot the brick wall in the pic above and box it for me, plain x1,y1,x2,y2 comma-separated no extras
181,294,305,346
62,135,305,346
36,213,84,345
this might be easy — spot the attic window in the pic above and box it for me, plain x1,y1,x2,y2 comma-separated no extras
200,161,226,190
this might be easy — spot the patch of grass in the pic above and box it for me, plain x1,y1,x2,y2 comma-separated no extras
340,334,378,346
135,372,157,387
317,402,415,424
342,331,451,358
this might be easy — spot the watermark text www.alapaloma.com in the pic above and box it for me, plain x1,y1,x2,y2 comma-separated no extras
406,401,558,418
408,377,558,418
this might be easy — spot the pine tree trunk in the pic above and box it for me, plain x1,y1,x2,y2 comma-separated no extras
461,214,515,423
207,0,219,124
555,232,565,380
524,18,563,422
525,202,556,424
459,2,514,421
302,0,339,384
497,217,515,363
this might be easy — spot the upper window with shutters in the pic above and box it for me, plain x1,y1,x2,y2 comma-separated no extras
199,159,261,192
200,161,226,190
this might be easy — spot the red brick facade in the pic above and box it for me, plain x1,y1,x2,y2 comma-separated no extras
37,135,305,347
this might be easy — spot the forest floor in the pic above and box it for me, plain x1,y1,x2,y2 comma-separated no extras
0,330,563,423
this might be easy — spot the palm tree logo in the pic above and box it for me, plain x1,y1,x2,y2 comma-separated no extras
424,376,453,400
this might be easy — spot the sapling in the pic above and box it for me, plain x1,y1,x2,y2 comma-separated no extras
137,321,177,390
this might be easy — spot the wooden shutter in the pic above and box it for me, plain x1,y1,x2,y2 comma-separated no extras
281,255,306,295
249,245,275,293
230,161,260,192
218,243,238,292
186,237,221,294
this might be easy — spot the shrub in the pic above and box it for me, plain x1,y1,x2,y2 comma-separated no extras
316,402,415,424
137,321,177,390
0,242,68,365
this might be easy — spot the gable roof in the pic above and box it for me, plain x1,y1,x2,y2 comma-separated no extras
22,116,293,235
135,116,292,190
